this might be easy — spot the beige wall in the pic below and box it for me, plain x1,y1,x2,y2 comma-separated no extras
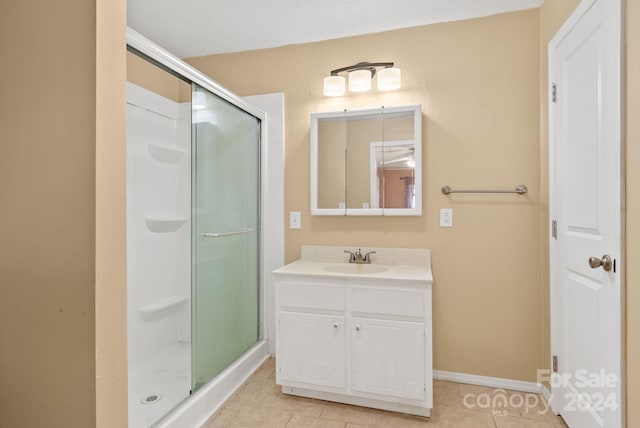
127,51,190,102
188,10,543,382
0,1,127,427
0,2,97,426
96,0,128,427
626,1,639,425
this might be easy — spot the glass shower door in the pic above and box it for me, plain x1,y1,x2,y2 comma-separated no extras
191,84,261,391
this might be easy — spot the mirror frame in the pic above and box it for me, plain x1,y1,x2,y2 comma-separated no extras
310,104,422,216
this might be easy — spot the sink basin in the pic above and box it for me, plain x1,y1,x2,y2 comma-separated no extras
322,264,389,275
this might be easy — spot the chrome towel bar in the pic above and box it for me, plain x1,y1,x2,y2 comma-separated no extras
441,185,528,195
202,228,255,238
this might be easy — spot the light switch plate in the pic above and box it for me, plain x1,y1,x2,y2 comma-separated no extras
290,211,301,229
440,208,453,227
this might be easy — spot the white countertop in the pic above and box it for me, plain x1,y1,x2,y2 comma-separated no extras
273,246,433,283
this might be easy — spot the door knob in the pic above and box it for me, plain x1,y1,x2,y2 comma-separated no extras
588,255,613,272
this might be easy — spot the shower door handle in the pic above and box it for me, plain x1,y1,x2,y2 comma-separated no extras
201,228,255,238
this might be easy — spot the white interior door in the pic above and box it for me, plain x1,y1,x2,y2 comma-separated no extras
549,0,622,427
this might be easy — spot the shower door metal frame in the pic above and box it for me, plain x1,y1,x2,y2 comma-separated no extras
126,23,269,374
127,29,265,122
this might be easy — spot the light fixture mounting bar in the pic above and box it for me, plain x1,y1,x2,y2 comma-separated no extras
330,62,394,78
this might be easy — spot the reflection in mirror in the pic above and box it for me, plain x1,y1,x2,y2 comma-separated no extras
316,113,347,210
370,141,416,209
311,104,422,216
346,111,382,209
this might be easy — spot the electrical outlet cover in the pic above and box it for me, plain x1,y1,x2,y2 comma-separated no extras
440,208,453,227
289,211,301,229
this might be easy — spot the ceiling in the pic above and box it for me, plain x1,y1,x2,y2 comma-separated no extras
127,0,543,59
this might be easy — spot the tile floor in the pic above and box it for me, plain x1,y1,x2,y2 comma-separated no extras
203,358,567,428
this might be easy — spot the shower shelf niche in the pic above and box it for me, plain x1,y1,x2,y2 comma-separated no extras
139,295,189,317
144,217,187,233
147,143,186,164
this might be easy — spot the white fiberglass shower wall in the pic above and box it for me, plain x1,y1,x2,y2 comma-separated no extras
126,81,192,427
125,28,281,428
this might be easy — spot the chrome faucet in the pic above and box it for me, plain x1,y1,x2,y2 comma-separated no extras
344,249,376,264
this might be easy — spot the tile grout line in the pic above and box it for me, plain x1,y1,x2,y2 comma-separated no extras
283,412,293,427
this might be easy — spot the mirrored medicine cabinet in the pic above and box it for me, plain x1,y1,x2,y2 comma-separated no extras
310,104,422,216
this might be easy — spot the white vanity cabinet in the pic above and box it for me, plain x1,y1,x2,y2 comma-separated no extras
274,265,433,417
350,317,425,401
278,311,346,389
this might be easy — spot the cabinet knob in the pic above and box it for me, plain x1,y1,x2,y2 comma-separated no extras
333,323,339,328
355,325,361,331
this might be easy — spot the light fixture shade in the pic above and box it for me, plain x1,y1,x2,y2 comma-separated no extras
349,69,372,92
192,91,207,110
377,67,402,91
323,75,345,97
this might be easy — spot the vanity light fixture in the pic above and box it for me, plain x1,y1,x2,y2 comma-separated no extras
323,62,401,97
323,75,346,97
377,67,402,91
348,69,372,92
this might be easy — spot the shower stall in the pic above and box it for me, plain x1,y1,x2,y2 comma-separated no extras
126,29,276,428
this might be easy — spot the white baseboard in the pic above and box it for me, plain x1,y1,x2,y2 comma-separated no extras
433,370,542,394
541,385,560,415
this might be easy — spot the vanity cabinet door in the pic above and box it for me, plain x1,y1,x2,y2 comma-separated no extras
278,311,346,389
350,317,425,400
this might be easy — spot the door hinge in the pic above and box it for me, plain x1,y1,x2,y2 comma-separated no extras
552,355,558,373
552,83,557,103
552,219,557,240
